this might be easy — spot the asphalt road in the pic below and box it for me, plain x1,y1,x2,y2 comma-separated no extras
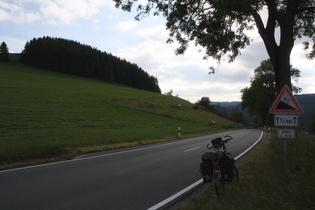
0,129,263,210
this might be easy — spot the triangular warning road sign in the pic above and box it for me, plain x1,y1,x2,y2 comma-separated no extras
269,85,304,114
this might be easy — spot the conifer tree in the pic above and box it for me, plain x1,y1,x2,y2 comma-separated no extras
0,42,9,62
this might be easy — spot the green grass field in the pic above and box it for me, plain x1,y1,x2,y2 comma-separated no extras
182,131,315,209
0,55,242,169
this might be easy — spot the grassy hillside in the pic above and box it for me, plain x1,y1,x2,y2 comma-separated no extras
0,55,242,169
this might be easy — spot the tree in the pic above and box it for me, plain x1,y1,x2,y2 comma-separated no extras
165,89,173,96
0,41,9,62
196,97,212,111
114,0,315,94
241,59,301,127
231,110,245,125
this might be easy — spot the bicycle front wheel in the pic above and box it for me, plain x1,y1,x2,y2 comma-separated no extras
213,167,225,198
214,180,225,198
233,165,239,183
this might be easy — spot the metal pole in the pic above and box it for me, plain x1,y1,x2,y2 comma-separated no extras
284,138,288,163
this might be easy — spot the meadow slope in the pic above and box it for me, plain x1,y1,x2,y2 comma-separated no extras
0,55,242,169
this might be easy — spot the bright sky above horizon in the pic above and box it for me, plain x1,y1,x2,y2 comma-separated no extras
1,0,314,102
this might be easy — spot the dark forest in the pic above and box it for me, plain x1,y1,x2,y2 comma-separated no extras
20,37,161,93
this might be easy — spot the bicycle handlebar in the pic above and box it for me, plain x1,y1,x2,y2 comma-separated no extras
206,135,233,150
206,144,215,150
223,135,233,142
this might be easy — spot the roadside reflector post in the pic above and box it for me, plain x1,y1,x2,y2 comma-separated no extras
178,127,181,138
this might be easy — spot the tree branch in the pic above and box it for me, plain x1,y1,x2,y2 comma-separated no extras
297,6,315,14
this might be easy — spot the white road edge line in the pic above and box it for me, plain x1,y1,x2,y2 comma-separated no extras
147,179,204,210
234,130,264,160
184,147,200,152
147,130,264,210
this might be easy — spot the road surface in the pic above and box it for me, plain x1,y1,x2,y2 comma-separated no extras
0,129,263,210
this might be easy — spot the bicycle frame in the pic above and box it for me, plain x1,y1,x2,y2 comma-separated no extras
211,162,221,180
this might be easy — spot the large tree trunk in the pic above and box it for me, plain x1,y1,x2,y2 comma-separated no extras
275,3,295,94
273,49,292,94
254,1,296,94
259,35,293,94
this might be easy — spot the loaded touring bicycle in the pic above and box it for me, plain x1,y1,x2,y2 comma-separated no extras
199,135,239,197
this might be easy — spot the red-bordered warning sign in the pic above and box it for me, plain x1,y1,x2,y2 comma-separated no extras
269,85,304,114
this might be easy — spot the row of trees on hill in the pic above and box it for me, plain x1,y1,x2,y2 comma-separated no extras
20,37,161,93
195,97,246,125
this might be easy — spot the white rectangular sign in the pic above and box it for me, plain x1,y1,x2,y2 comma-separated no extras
278,128,296,139
274,114,298,127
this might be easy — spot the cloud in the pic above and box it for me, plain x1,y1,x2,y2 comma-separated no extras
0,1,41,23
115,24,253,102
114,21,137,31
291,42,315,73
299,77,315,94
0,0,111,24
290,41,315,94
38,0,108,24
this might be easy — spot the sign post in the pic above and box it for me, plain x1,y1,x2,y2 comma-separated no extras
269,85,304,162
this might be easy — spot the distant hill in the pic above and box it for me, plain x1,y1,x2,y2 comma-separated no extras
215,102,240,107
295,94,315,131
215,94,315,130
212,101,255,127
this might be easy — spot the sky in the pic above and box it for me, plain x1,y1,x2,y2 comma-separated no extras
1,0,314,102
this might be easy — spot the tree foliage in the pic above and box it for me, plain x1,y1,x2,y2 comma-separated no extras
20,37,161,93
0,41,9,62
114,0,315,93
241,59,301,127
231,110,245,125
196,97,212,111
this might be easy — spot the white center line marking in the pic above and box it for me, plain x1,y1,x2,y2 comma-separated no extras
184,147,200,152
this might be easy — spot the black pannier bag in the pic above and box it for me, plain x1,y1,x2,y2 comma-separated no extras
200,152,213,183
200,162,213,183
219,155,235,182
